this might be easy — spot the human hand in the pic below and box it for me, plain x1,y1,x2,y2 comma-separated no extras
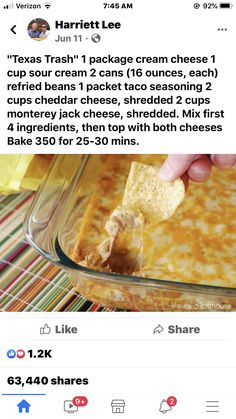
159,154,236,184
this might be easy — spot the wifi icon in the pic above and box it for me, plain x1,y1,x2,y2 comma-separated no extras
44,2,51,8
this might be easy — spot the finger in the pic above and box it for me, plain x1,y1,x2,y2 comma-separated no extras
187,157,212,182
159,154,198,181
210,154,236,169
181,173,189,191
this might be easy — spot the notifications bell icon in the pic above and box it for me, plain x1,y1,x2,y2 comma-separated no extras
159,399,172,414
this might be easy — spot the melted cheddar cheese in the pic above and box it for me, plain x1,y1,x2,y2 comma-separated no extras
72,155,236,288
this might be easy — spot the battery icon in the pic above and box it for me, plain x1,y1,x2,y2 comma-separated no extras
219,2,233,8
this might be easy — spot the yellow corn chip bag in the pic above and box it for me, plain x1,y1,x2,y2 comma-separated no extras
0,155,54,195
21,154,54,190
0,155,34,194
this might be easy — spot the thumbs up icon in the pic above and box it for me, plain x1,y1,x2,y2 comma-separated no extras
40,324,51,335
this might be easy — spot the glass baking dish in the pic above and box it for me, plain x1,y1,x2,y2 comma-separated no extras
24,155,236,312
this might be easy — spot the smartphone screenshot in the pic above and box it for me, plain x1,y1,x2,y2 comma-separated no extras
0,0,235,417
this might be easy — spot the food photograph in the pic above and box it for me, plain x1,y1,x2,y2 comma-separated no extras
0,154,235,312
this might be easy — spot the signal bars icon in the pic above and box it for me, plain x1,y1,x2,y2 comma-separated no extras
3,2,14,8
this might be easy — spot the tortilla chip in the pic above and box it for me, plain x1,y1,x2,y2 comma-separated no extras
122,161,185,223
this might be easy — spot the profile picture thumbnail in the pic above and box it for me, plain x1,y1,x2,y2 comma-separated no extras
27,18,50,41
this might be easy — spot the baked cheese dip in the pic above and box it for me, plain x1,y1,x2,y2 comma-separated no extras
72,155,236,289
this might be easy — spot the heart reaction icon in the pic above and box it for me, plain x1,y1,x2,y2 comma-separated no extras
17,349,25,359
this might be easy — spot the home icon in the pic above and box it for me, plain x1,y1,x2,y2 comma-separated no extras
17,400,31,413
111,399,125,414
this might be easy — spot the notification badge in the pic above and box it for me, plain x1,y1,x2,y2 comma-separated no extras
167,396,177,407
73,396,88,407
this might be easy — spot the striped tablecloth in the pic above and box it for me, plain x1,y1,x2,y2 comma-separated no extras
0,191,118,312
